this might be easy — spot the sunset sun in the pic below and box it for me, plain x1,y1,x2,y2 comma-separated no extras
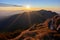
25,5,31,9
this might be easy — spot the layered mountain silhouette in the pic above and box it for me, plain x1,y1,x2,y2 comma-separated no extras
0,10,58,32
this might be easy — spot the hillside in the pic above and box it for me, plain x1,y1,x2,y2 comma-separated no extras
0,16,60,40
0,10,60,40
0,10,58,32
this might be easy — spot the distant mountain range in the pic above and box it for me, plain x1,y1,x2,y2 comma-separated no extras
0,3,22,7
0,10,58,32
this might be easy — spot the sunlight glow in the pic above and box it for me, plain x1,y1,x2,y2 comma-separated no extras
26,5,31,9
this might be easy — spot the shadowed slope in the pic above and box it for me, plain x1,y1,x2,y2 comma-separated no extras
0,10,57,32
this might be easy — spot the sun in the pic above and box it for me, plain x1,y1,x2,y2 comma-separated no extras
24,5,32,11
25,5,31,9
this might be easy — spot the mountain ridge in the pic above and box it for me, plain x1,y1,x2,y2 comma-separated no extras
0,10,58,32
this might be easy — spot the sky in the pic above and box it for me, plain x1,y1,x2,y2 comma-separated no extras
0,0,60,12
0,0,60,7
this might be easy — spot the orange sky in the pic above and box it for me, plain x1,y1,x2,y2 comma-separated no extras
0,7,60,13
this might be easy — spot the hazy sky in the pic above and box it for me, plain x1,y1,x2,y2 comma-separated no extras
0,0,60,7
0,0,60,12
0,0,60,16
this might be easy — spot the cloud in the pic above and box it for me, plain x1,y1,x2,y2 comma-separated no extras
0,3,23,7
